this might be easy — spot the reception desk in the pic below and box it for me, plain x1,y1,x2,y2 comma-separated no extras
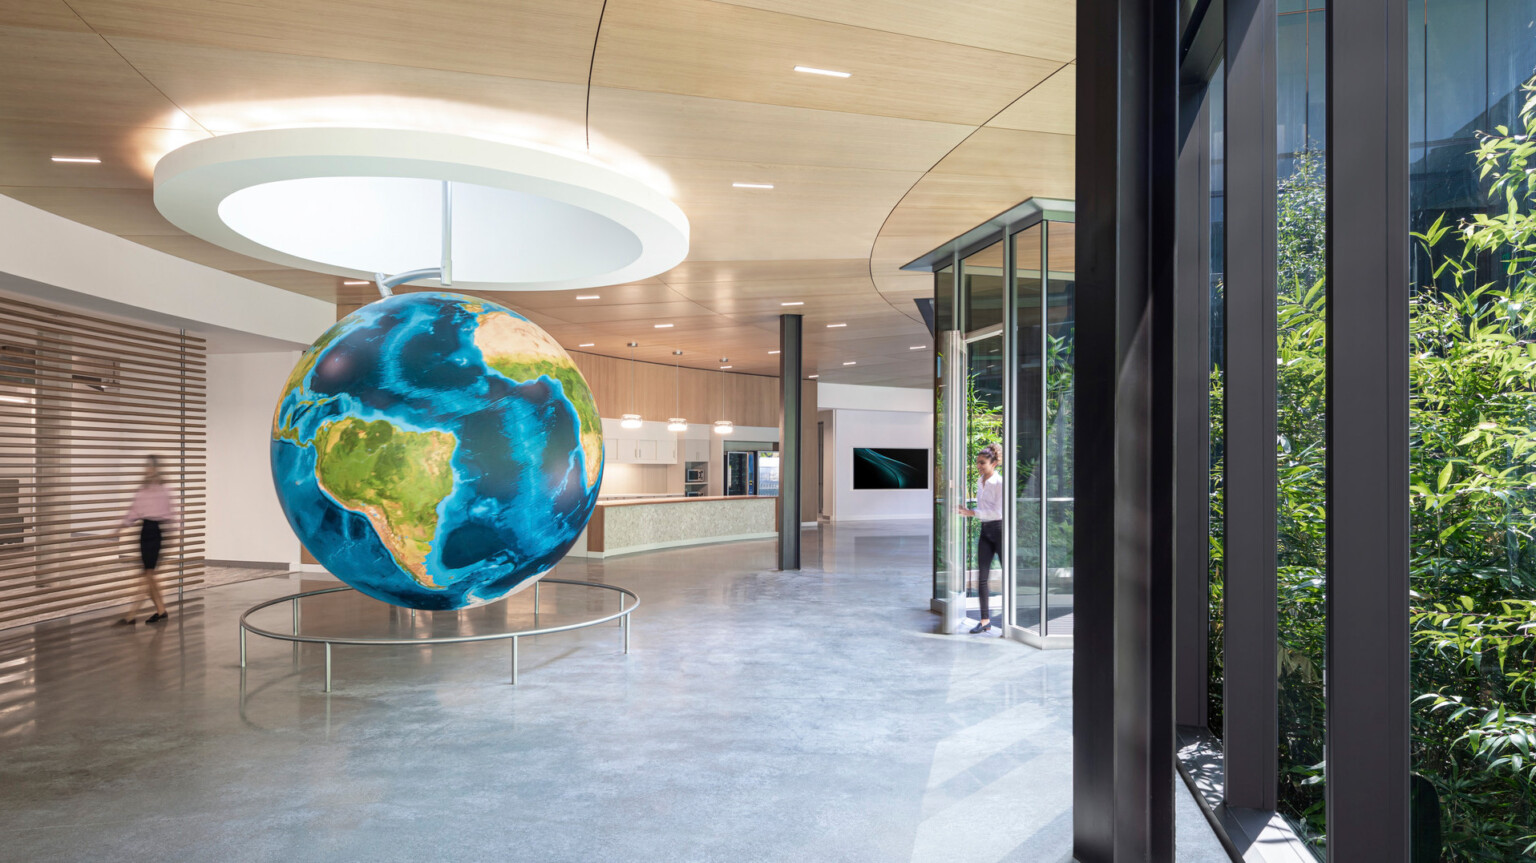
579,495,778,558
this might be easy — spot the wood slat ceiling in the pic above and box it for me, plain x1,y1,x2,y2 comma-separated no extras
0,0,1075,388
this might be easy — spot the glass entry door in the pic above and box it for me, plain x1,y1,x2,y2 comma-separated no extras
963,330,1005,629
1011,220,1076,642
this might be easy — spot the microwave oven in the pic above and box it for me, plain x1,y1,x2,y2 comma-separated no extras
686,467,705,482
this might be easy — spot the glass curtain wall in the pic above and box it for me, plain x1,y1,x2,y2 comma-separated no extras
1275,3,1329,845
1403,1,1536,858
1171,0,1536,856
934,264,962,627
925,201,1075,646
1015,226,1044,633
1043,223,1076,636
1207,60,1227,742
1259,1,1536,854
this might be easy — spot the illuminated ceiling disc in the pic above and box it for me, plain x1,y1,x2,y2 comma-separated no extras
153,128,689,291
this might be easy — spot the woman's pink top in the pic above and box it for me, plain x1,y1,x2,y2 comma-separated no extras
121,483,179,530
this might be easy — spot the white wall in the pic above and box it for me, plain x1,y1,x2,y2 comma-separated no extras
814,384,933,522
817,382,931,413
0,195,333,347
206,351,304,566
825,408,934,522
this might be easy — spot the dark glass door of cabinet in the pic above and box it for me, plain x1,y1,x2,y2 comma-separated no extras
724,451,754,495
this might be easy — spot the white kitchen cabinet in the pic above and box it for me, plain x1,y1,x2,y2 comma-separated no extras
601,427,678,465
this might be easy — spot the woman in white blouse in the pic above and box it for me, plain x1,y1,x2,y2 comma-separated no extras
114,455,180,626
957,442,1004,634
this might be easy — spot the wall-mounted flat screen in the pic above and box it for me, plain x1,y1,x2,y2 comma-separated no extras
852,448,929,490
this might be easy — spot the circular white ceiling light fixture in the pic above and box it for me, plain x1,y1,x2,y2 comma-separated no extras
153,128,689,291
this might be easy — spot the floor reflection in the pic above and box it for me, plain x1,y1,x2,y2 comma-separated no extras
0,520,1227,861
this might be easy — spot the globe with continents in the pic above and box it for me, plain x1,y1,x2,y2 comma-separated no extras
271,292,603,610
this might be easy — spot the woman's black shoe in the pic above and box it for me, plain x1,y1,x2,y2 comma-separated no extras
145,612,167,624
969,621,991,634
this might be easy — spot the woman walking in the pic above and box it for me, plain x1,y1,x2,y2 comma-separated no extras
115,455,179,626
957,442,1004,634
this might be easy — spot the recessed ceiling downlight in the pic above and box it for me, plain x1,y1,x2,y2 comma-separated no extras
154,128,689,291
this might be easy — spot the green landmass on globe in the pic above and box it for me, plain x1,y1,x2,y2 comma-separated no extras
313,416,457,589
473,310,602,488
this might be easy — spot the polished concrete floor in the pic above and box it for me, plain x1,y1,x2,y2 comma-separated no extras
0,521,1227,862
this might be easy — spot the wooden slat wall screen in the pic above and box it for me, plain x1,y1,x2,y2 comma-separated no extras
0,297,206,629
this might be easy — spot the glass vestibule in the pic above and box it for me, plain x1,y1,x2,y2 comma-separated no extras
915,198,1075,647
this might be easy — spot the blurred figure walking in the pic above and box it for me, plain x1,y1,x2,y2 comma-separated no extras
114,455,179,626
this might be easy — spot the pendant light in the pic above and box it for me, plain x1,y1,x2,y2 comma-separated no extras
667,350,687,432
713,357,734,435
621,341,643,429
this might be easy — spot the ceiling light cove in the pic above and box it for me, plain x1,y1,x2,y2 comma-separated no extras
575,295,600,300
780,301,804,307
909,345,927,350
732,182,774,189
51,156,100,164
768,350,780,355
147,96,676,198
153,128,690,291
827,322,848,328
653,323,674,329
578,343,595,347
843,361,857,366
794,65,851,78
342,280,370,285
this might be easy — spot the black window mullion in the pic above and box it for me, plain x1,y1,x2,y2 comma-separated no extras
1072,0,1180,856
1222,0,1281,811
1323,0,1412,858
1175,76,1214,731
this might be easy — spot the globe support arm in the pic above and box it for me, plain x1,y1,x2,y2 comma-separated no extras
371,180,455,298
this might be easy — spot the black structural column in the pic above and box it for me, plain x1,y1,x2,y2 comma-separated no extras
777,314,803,571
1174,78,1213,731
1325,0,1410,857
1222,0,1279,810
1073,0,1178,855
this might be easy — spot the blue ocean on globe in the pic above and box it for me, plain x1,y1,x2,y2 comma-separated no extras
271,292,604,610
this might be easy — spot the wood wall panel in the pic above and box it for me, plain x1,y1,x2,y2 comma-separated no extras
0,296,205,629
571,350,784,428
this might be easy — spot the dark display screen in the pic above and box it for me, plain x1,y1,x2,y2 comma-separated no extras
852,448,929,490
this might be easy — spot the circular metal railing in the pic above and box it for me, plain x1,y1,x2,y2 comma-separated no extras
238,578,638,691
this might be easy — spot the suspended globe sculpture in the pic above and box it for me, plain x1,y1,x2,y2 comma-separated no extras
271,292,603,610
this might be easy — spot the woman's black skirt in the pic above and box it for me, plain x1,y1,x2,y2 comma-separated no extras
139,519,163,570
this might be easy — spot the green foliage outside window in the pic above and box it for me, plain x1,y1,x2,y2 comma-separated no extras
1275,150,1330,847
1214,90,1536,859
1407,90,1536,859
